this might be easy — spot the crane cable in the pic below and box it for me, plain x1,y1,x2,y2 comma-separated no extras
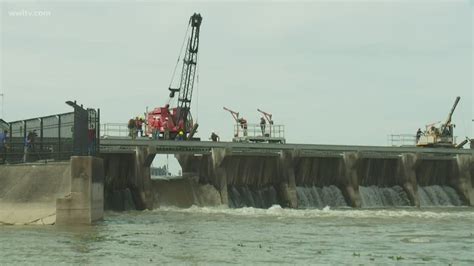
167,22,191,105
195,53,200,123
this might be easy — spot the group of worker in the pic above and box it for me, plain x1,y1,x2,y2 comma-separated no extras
0,129,39,164
127,116,146,140
124,114,270,142
416,124,454,143
128,115,183,141
150,116,187,140
235,116,272,137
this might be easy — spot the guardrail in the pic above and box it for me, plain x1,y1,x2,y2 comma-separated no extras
233,123,285,138
387,134,417,147
101,123,130,137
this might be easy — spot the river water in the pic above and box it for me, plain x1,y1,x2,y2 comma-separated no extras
1,206,473,264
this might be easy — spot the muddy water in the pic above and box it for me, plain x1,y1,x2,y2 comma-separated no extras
1,207,473,264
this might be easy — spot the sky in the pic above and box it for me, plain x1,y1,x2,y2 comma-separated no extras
1,0,473,148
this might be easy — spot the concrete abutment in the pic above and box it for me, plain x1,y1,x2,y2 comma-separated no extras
56,156,104,225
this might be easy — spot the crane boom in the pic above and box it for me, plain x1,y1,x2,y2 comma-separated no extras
169,13,202,132
441,96,460,132
223,107,239,122
257,108,273,124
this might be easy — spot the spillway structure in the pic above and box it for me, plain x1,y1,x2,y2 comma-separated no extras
99,139,474,210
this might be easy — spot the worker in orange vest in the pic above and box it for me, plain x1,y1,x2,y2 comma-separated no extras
152,117,162,140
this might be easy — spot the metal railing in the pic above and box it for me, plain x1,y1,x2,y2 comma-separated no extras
387,134,417,147
101,123,130,137
1,105,100,164
2,113,75,163
233,123,285,138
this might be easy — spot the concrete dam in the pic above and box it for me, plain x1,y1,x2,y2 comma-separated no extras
1,138,473,225
100,139,474,211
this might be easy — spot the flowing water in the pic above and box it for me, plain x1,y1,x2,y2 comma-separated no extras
360,185,411,207
419,185,463,206
1,206,473,264
296,186,347,208
228,186,279,209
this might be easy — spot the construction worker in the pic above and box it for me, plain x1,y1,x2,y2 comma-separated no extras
163,117,170,140
177,130,185,141
210,131,219,142
128,118,136,140
238,118,248,137
0,129,8,164
152,117,162,140
416,128,422,143
260,117,266,136
23,131,36,162
136,116,144,137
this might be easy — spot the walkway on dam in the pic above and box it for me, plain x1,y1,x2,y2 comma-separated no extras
100,137,472,159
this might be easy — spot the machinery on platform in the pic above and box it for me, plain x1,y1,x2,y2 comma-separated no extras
146,13,202,140
223,107,285,144
416,96,462,148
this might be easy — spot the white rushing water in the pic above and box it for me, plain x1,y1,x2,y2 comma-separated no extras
360,185,410,207
296,186,347,208
418,185,463,206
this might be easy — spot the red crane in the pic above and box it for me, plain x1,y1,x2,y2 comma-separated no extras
147,13,203,140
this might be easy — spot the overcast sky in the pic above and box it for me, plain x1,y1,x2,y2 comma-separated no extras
1,0,472,146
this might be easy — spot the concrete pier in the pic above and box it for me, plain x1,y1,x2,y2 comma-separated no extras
56,157,104,225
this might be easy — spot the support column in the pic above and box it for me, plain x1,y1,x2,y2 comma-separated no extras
451,154,474,206
56,156,104,225
279,151,297,208
176,154,199,176
211,148,230,205
132,147,155,210
397,153,420,207
342,152,361,208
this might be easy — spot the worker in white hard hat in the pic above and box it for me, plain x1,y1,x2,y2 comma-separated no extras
163,117,170,140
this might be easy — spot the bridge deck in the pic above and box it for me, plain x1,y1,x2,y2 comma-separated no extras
99,137,472,159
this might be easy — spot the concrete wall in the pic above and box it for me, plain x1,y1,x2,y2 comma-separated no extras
0,157,105,225
0,163,70,225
